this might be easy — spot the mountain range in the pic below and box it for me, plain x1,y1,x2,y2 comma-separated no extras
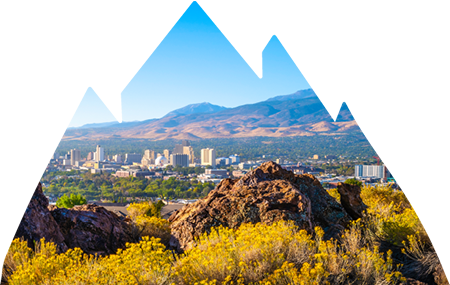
63,89,359,141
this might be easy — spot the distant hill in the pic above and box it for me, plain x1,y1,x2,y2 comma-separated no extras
63,90,359,141
266,89,316,102
164,102,227,117
69,120,151,130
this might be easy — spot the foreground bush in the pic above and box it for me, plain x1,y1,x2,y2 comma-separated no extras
5,236,172,285
4,221,405,285
173,221,404,284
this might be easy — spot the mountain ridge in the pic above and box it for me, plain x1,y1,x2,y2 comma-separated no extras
63,90,359,141
164,102,227,118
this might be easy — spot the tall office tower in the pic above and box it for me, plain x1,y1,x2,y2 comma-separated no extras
51,152,59,160
355,165,363,177
173,144,183,154
174,140,191,154
87,152,94,161
113,154,122,163
144,149,155,160
96,145,104,162
170,154,189,167
201,148,216,167
70,149,81,165
142,149,155,166
183,146,195,164
163,149,171,163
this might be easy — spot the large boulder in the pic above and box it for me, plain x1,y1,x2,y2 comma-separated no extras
337,182,368,220
14,183,67,252
13,182,134,256
169,161,351,251
49,204,134,256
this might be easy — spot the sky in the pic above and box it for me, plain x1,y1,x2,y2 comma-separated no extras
0,1,342,127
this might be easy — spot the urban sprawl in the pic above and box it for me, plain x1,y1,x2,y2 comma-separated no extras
44,140,396,205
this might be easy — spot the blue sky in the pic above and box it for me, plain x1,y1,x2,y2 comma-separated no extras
0,1,342,127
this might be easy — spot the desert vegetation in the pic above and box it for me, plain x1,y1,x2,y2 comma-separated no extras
3,184,447,284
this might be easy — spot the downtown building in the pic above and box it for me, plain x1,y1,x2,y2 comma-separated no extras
70,149,81,165
355,165,391,180
94,145,104,162
170,154,189,167
201,148,216,167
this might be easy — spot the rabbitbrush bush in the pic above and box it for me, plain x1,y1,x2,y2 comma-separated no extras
5,184,446,284
127,201,171,244
4,221,405,284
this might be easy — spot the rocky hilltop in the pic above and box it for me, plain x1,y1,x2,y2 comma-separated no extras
169,161,365,251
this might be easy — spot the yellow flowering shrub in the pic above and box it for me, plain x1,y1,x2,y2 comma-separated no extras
7,236,173,285
326,188,340,204
173,221,404,284
135,215,171,244
360,184,424,246
360,184,410,211
127,201,170,243
127,201,161,219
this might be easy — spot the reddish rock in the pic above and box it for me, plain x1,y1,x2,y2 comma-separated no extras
14,183,134,256
49,204,133,256
169,161,351,251
337,182,367,220
14,183,67,252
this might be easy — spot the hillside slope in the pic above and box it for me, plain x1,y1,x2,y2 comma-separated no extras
63,91,358,141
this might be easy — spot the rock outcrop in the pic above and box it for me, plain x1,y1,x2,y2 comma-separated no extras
14,182,134,255
14,183,67,252
169,161,351,251
337,182,367,220
49,204,133,256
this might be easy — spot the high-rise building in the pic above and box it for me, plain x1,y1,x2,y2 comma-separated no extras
173,144,183,154
95,145,104,162
183,146,195,164
125,153,141,164
144,150,155,160
170,154,189,167
87,152,94,161
163,149,171,163
201,148,216,167
70,149,81,165
355,165,387,179
355,165,363,177
142,149,155,166
113,154,122,163
174,140,191,154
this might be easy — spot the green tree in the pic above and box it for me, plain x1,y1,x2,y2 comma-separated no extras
344,178,363,187
56,194,87,209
